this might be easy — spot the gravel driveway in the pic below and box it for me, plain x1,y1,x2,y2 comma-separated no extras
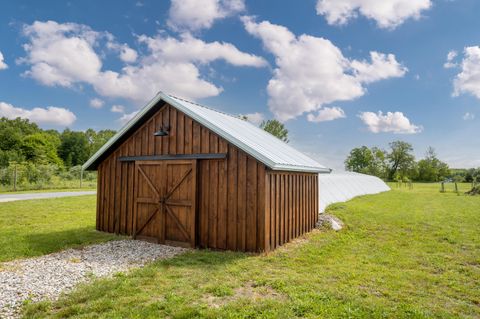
0,240,187,318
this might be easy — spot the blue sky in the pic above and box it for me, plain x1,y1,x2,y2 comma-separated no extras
0,0,479,169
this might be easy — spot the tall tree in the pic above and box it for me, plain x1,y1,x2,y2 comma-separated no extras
386,141,416,180
345,146,374,173
58,129,90,167
260,119,289,142
417,147,449,182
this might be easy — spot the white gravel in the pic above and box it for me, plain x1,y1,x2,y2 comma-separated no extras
0,240,187,318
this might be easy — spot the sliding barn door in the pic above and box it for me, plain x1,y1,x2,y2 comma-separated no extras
133,160,197,248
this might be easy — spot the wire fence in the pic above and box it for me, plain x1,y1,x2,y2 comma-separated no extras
0,163,96,192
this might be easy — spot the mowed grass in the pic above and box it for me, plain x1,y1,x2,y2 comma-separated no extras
0,196,114,262
21,183,480,318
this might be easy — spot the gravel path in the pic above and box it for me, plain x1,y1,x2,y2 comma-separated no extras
0,191,96,203
0,240,187,318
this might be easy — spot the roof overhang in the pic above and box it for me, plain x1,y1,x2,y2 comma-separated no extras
83,92,331,173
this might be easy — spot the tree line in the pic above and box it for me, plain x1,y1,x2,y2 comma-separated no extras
345,141,479,183
0,117,115,189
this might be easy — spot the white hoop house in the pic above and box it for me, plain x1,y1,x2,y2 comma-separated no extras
319,171,390,212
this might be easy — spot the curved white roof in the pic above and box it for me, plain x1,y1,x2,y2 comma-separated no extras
319,171,390,212
83,92,330,173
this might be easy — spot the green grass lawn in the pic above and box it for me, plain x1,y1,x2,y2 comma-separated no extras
0,195,114,262
19,183,480,318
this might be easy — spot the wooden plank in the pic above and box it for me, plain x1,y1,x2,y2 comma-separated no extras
192,122,201,153
275,174,280,248
169,107,177,154
280,174,285,245
177,111,185,154
270,174,276,249
217,158,227,249
120,145,127,234
154,108,163,155
201,127,209,153
119,153,227,161
226,146,237,250
256,163,265,252
237,151,247,251
200,161,209,248
246,156,257,251
208,161,218,248
162,106,170,154
97,164,103,231
185,116,193,154
114,150,122,234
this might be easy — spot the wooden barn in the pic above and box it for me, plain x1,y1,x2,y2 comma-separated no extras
83,92,330,252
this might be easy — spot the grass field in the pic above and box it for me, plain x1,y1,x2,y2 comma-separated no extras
0,195,114,262
16,183,479,318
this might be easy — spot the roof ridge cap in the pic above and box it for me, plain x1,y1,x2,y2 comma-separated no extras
165,93,243,120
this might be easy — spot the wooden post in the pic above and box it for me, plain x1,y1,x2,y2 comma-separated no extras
441,182,445,193
455,182,458,194
80,168,83,188
13,163,17,192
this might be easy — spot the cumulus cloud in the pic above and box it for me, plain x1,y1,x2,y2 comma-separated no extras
316,0,432,29
118,111,138,125
444,50,458,69
242,17,406,121
452,46,480,99
111,104,125,113
463,112,475,120
307,107,346,122
89,98,104,108
20,20,267,103
0,101,76,126
168,0,245,31
358,111,422,134
0,51,7,70
242,112,264,125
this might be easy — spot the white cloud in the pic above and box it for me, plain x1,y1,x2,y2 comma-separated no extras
0,101,76,126
307,106,346,122
358,111,422,134
111,104,125,113
118,111,138,125
463,112,475,120
168,0,245,31
453,46,480,99
444,50,458,69
119,45,138,63
89,98,104,108
0,51,7,70
21,21,103,87
316,0,432,29
21,20,267,103
242,17,406,121
351,51,407,83
242,112,264,125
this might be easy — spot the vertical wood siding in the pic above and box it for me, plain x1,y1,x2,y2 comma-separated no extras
96,103,269,252
264,171,318,251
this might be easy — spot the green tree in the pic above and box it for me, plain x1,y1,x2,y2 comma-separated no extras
58,129,90,167
386,141,416,180
85,129,116,156
417,147,450,182
21,133,63,166
260,119,289,142
345,146,387,178
345,146,374,173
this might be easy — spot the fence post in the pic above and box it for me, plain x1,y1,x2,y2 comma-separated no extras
13,163,17,192
441,182,445,193
454,182,458,194
80,168,83,188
